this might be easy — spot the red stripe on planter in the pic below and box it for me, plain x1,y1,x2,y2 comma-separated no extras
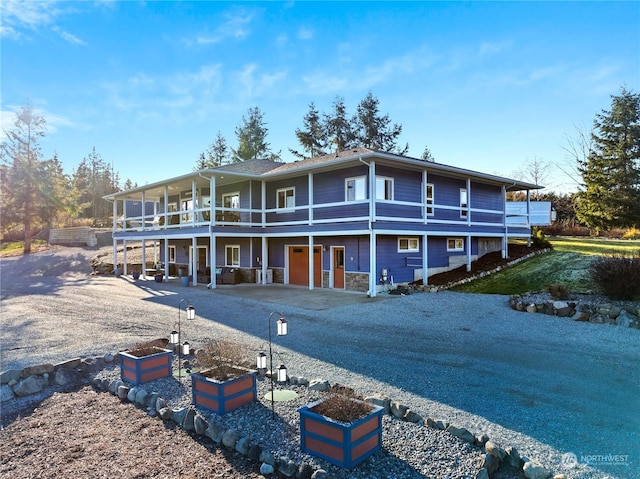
305,417,345,443
351,415,380,442
224,376,254,396
194,379,220,395
140,368,171,383
223,390,255,411
195,394,220,411
305,436,344,462
351,434,380,462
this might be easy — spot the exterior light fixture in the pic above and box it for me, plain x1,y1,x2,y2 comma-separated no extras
171,298,196,381
265,311,289,418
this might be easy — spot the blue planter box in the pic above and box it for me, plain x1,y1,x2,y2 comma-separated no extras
299,399,383,468
192,367,257,415
119,347,173,385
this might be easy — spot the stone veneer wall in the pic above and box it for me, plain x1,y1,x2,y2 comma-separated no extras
345,272,369,292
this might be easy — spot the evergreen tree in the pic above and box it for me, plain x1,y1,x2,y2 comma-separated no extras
324,96,355,153
352,91,408,155
0,104,48,253
231,107,280,162
72,147,119,221
197,131,229,168
421,145,435,162
576,87,640,231
290,102,327,159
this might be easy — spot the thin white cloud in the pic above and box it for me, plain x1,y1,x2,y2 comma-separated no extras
237,64,286,98
2,0,86,45
52,25,86,45
0,104,77,140
184,8,255,46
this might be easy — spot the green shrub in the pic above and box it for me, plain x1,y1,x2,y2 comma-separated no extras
590,250,640,300
531,228,552,249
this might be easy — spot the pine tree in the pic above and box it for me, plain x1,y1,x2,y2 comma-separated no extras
352,91,408,154
421,146,435,162
290,102,327,159
231,107,280,162
197,131,229,168
0,104,47,253
576,87,640,231
324,96,355,153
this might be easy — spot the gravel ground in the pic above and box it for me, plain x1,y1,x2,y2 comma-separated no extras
2,246,639,479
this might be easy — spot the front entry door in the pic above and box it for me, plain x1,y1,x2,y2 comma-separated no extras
332,247,345,289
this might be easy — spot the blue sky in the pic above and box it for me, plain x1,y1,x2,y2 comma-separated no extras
2,1,639,193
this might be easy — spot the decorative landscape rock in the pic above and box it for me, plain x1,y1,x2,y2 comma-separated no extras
12,375,49,397
523,460,551,479
485,440,507,461
446,425,476,444
221,428,241,448
482,452,500,474
307,378,330,391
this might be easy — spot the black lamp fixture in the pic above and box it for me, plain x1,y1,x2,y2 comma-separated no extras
170,298,196,381
256,311,288,418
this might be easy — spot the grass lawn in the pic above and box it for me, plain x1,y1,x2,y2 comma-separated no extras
0,239,49,257
452,236,640,295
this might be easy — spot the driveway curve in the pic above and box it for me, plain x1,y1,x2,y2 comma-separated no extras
1,246,638,478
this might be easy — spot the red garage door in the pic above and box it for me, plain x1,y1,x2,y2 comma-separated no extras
289,246,322,287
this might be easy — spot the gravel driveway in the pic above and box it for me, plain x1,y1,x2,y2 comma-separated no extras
1,246,638,478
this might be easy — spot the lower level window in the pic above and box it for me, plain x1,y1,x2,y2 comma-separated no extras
225,245,240,266
447,238,464,252
398,237,419,252
168,245,176,263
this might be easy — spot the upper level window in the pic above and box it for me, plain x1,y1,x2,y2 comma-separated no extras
222,192,240,209
346,176,367,201
460,188,468,218
277,187,295,209
398,237,419,252
426,183,434,215
447,238,464,252
376,176,393,200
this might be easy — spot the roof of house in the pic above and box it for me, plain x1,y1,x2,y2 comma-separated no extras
105,147,541,200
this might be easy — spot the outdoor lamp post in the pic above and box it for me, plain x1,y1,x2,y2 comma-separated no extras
259,311,288,418
171,298,196,381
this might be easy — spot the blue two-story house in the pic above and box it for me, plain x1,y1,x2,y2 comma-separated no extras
105,147,549,297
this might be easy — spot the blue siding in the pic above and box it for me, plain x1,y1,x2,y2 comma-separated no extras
469,182,503,223
314,165,369,204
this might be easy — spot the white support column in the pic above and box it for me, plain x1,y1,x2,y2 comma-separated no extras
210,176,216,225
141,191,146,231
423,170,428,224
369,160,376,221
261,181,267,226
112,199,117,234
308,235,314,290
369,231,377,297
308,173,314,225
112,238,118,274
466,178,472,226
163,186,169,229
502,185,508,259
466,235,472,272
192,180,197,226
192,236,198,285
422,234,429,285
163,238,169,282
209,234,216,289
261,236,268,285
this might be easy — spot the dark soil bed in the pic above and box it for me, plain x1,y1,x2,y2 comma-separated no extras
425,244,543,286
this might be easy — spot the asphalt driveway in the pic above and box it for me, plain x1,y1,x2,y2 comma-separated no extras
1,246,638,478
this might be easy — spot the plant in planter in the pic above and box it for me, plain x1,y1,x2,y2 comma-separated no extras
299,387,384,468
191,339,257,415
119,339,173,385
132,270,140,280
